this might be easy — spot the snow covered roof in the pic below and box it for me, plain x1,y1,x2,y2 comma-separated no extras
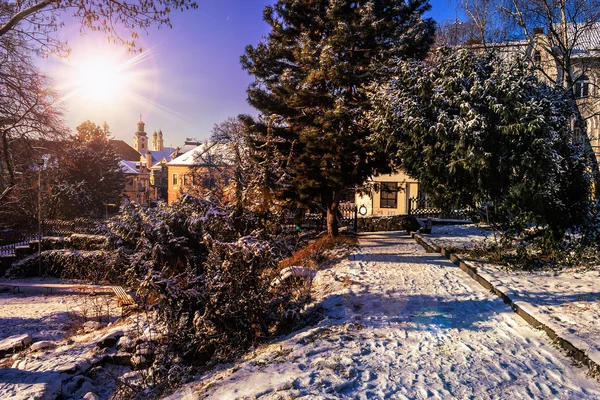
148,147,176,163
120,160,138,174
466,23,600,57
568,22,600,54
167,142,233,167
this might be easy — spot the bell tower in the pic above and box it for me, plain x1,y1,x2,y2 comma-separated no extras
152,130,158,151
133,114,148,153
157,129,164,151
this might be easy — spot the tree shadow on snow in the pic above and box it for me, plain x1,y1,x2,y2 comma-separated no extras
509,290,600,307
0,312,78,342
351,253,451,265
315,290,507,333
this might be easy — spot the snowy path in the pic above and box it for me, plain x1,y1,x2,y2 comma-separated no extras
172,231,600,399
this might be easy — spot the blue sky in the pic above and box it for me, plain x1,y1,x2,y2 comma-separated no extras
45,0,460,148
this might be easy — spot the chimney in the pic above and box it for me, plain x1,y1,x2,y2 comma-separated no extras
146,152,152,169
533,27,544,35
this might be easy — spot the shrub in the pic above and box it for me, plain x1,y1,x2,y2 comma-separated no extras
8,249,120,283
66,234,108,250
95,196,311,394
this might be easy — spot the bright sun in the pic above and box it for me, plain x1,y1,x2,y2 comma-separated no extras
51,41,158,117
75,56,126,102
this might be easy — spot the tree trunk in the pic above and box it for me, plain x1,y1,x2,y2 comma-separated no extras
326,185,344,237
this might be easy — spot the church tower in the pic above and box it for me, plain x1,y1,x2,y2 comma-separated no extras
133,116,148,153
157,129,164,151
152,130,158,151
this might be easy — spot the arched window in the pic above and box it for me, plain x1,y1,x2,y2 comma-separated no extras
574,75,590,98
533,50,541,65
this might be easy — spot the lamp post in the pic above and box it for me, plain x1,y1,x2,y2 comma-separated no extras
37,158,44,277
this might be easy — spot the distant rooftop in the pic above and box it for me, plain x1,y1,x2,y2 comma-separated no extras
110,140,141,162
120,160,139,174
148,147,177,163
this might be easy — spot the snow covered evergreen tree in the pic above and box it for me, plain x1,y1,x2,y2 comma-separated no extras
241,0,436,236
369,48,592,239
48,121,124,219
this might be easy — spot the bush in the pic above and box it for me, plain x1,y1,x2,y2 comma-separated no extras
369,47,594,240
8,249,120,283
66,234,108,250
95,197,311,394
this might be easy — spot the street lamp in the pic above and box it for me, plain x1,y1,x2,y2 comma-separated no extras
37,158,44,277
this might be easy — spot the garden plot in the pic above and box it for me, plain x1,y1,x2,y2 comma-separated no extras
418,225,600,375
0,278,141,400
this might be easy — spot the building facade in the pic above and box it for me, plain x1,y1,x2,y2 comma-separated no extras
355,171,420,216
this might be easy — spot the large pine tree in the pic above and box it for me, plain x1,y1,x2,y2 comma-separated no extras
241,0,435,236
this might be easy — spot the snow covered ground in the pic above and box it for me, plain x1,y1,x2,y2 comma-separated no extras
416,224,600,377
0,278,124,399
426,224,495,251
167,231,600,399
0,278,120,342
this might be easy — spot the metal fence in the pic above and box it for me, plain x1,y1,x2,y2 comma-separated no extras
0,218,102,256
407,197,472,220
0,230,32,256
42,218,102,237
280,204,358,233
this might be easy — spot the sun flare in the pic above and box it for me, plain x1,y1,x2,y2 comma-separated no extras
49,42,172,123
74,56,126,102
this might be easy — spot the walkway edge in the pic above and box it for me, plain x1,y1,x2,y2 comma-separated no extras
411,232,600,380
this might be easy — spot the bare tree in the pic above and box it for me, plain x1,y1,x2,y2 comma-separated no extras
0,41,64,204
0,0,198,209
209,117,249,209
0,0,198,56
436,19,481,46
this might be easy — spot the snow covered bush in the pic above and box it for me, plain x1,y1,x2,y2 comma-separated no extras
7,249,118,282
369,47,593,240
99,196,307,392
65,234,108,250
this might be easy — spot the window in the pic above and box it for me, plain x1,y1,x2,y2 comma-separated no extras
380,182,398,209
172,173,178,186
141,142,145,149
574,75,590,98
533,50,541,65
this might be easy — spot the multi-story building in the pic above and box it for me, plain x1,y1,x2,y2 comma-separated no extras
166,141,232,204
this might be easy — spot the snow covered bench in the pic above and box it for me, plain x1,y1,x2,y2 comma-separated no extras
111,286,137,315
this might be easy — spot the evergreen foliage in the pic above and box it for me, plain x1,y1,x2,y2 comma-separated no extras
97,197,307,392
241,0,436,236
369,48,592,239
47,121,124,219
